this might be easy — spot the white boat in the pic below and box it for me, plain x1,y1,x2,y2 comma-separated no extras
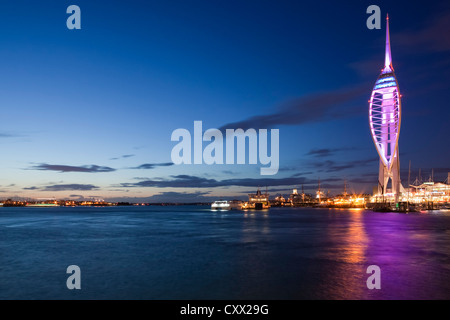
26,203,59,207
211,200,242,211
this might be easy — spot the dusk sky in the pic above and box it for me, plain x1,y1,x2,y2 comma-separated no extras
1,0,449,202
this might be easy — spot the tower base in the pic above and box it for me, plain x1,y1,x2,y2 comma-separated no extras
378,150,404,202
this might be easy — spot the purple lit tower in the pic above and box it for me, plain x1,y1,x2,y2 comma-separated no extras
369,14,404,200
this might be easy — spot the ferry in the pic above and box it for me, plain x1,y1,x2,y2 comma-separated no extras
242,188,270,210
211,200,242,211
26,203,59,207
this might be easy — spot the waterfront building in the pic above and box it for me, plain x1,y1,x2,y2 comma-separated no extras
408,182,450,205
290,188,313,206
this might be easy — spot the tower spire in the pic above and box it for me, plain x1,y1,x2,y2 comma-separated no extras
384,14,393,73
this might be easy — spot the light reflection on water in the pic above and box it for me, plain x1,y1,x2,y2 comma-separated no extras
0,206,449,300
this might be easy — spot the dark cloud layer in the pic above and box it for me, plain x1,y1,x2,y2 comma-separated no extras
130,163,174,170
217,84,368,131
23,186,38,190
22,184,100,192
42,184,99,191
30,164,116,173
305,148,356,158
106,191,216,203
121,174,338,189
110,154,135,160
310,157,378,173
0,132,20,138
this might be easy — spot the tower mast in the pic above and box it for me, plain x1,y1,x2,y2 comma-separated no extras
384,14,393,73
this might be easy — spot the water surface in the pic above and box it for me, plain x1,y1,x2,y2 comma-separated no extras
0,206,448,299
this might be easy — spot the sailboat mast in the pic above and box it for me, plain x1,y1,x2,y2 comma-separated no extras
408,160,411,205
318,178,321,203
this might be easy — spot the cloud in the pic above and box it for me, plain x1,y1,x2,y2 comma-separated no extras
305,148,351,158
276,166,314,175
69,194,84,198
130,162,174,170
144,191,212,202
0,132,22,138
240,187,295,194
307,149,334,156
104,191,217,203
291,172,314,177
30,164,116,173
22,184,100,191
222,170,236,175
216,84,368,131
110,154,135,160
23,186,38,190
120,174,333,189
42,184,99,191
310,157,378,173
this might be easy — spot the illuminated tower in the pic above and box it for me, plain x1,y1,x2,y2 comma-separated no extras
369,14,404,201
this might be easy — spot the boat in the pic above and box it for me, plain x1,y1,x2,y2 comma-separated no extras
242,188,270,210
370,203,393,212
211,200,242,211
25,203,59,207
395,201,417,213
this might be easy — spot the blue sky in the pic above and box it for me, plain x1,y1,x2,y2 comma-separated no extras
0,0,449,202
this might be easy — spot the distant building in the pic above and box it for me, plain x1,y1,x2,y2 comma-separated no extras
290,188,313,206
272,194,289,207
409,182,450,204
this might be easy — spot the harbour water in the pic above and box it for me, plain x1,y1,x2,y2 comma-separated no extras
0,206,449,300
